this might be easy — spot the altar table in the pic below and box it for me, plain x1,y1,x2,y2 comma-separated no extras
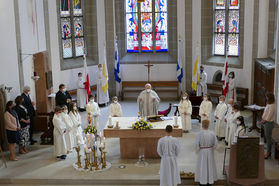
104,117,183,159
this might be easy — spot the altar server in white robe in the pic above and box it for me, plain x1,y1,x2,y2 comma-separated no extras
137,83,160,117
199,94,212,128
109,96,122,117
157,125,181,186
197,66,208,96
97,64,109,106
214,95,227,140
53,107,67,160
195,120,218,185
227,72,237,103
69,103,84,145
178,93,192,132
61,105,75,152
233,116,246,144
225,99,234,144
76,72,87,111
86,95,101,132
227,104,241,147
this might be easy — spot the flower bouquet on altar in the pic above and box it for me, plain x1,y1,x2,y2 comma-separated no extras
132,119,152,131
84,124,97,134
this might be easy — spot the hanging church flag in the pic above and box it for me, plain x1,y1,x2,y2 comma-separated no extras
101,45,109,93
192,56,199,91
83,49,91,96
177,39,183,83
222,51,229,96
114,40,121,83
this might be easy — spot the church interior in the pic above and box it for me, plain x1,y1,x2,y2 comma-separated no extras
1,0,279,185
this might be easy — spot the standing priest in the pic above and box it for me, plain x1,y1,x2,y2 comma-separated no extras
137,83,160,117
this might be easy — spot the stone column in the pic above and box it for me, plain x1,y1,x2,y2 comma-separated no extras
274,0,279,123
257,0,269,58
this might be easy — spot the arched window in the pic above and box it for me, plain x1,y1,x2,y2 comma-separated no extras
125,0,168,53
60,0,85,59
213,0,240,56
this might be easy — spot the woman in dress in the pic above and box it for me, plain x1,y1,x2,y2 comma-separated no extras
178,92,192,133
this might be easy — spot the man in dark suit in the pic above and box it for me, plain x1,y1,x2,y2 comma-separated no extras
55,84,72,109
22,86,36,145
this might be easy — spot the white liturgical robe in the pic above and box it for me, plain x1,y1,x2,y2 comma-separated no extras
157,136,181,186
87,101,101,132
225,104,233,143
227,111,241,147
195,130,218,185
109,102,122,117
97,68,109,105
53,114,67,157
227,78,237,103
77,77,87,109
69,111,84,145
137,90,160,117
61,112,75,152
199,100,212,127
197,71,207,96
214,102,227,138
178,100,192,131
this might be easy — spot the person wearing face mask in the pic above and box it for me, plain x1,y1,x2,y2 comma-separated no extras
61,105,75,153
233,116,246,144
214,95,227,140
109,96,122,117
55,84,72,109
97,64,109,107
199,94,212,129
21,86,36,145
224,99,234,145
76,72,87,112
178,93,192,132
53,106,67,160
137,83,160,117
86,95,101,132
227,103,241,147
69,103,84,145
197,66,208,96
226,71,237,103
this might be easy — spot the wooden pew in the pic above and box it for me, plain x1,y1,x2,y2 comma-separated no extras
121,81,179,100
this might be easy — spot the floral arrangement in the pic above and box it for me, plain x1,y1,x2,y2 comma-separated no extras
84,124,97,134
132,119,152,131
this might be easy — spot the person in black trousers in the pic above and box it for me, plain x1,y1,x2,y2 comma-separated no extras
55,84,72,109
22,86,36,145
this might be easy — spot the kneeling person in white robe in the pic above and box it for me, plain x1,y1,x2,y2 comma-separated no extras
195,120,218,185
109,96,122,117
199,94,212,128
87,95,101,132
214,95,227,140
233,116,246,144
178,92,192,132
61,105,75,152
157,125,181,186
69,103,84,145
53,107,67,160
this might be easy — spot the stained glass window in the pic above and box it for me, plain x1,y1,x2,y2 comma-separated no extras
125,0,168,53
213,0,240,56
60,0,85,58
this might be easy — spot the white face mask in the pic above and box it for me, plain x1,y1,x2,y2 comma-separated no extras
62,88,66,92
90,99,94,103
203,97,208,101
237,121,241,125
73,106,77,110
146,89,151,93
113,100,117,103
183,96,187,100
64,110,68,114
78,77,82,80
219,101,223,104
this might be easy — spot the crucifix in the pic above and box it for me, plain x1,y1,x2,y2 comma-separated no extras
144,61,154,82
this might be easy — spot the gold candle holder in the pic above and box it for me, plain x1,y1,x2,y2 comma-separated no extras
92,146,99,170
75,146,82,168
99,147,104,165
84,152,90,170
102,151,107,169
89,148,93,171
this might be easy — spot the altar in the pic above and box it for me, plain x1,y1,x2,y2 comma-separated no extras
104,117,183,159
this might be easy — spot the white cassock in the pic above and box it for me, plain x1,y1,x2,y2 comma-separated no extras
225,104,233,143
69,111,84,145
197,71,208,96
199,100,212,128
157,136,181,186
97,68,109,105
86,101,101,132
233,125,246,144
227,111,241,147
195,130,218,185
109,102,122,117
61,113,75,152
137,90,160,117
178,100,192,131
77,77,87,109
53,114,67,157
214,102,227,138
227,78,237,103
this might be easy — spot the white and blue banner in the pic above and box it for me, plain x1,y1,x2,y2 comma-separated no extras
114,40,121,83
177,39,183,83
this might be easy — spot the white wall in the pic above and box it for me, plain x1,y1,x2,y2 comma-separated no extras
0,0,20,101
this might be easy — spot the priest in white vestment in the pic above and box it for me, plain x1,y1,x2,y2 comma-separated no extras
225,99,234,144
87,95,101,132
109,96,122,117
233,116,246,144
178,93,192,132
157,125,181,186
69,102,84,145
97,64,109,106
214,95,227,139
76,72,87,111
197,66,208,96
199,94,212,128
61,105,75,152
53,107,67,160
137,83,160,117
226,72,237,103
227,104,241,147
195,120,218,185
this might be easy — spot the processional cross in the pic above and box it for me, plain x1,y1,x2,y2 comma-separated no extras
144,61,154,82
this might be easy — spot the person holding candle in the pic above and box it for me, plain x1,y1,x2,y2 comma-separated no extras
87,95,101,132
109,96,122,117
69,102,84,145
178,92,192,133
